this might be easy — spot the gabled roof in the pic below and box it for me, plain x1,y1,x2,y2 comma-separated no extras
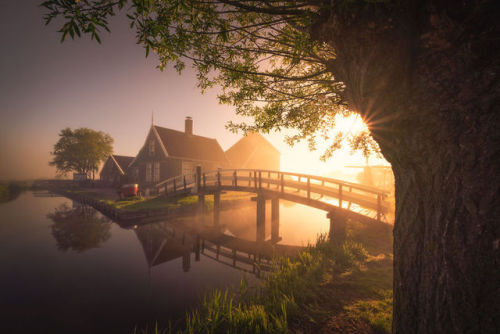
225,132,280,168
153,125,229,164
111,155,134,174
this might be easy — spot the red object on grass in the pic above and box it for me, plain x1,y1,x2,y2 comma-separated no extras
121,184,139,197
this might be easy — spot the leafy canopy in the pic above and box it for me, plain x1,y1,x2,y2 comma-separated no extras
49,127,114,176
42,0,380,159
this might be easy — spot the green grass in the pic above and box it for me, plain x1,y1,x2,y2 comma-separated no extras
137,235,372,333
0,184,9,202
73,190,252,213
345,290,393,333
105,195,213,212
136,218,393,334
0,181,31,203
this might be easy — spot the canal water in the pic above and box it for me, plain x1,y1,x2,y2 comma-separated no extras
0,191,329,333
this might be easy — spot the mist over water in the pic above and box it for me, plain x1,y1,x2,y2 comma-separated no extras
0,190,331,333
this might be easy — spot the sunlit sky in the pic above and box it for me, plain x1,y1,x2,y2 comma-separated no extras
0,1,388,181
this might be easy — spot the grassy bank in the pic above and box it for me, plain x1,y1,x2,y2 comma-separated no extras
69,190,252,213
136,219,393,334
0,181,31,203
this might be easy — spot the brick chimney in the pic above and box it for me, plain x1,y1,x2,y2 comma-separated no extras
185,116,193,135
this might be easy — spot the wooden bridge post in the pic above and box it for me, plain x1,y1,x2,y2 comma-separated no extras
271,198,280,242
182,253,191,272
307,177,311,199
256,195,266,243
280,173,284,193
195,235,201,261
339,184,343,209
213,192,220,226
327,211,346,244
377,194,382,222
198,194,205,217
196,165,202,193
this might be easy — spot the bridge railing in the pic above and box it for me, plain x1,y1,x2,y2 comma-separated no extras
203,169,390,221
155,173,197,195
154,168,391,222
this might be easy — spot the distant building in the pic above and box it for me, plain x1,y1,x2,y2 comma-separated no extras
99,155,134,185
225,132,280,170
128,117,229,187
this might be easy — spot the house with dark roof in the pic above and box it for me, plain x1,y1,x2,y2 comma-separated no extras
128,117,230,187
225,132,280,171
99,155,134,185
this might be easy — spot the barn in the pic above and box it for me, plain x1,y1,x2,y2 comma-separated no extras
99,155,134,185
128,117,230,187
225,132,280,171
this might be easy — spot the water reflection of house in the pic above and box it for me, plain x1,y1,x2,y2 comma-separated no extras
128,117,229,187
135,223,194,272
225,132,280,170
99,155,134,185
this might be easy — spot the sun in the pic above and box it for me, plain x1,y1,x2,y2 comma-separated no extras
274,114,382,179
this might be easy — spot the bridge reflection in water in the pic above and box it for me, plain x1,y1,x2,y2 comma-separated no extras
134,216,301,278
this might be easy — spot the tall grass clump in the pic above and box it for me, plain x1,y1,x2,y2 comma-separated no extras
0,184,8,202
174,235,367,333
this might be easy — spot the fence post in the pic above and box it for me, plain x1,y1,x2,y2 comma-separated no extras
173,178,176,192
377,193,382,222
217,170,221,187
267,171,270,188
254,171,257,190
196,166,202,193
259,171,262,189
184,176,187,190
203,173,206,188
347,186,352,210
281,173,284,193
233,170,237,187
339,184,343,208
307,177,311,199
248,172,251,187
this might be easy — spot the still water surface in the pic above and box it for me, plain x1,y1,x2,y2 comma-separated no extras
0,191,328,333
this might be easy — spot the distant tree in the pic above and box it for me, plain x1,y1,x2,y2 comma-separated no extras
48,203,111,253
42,1,499,333
49,128,113,179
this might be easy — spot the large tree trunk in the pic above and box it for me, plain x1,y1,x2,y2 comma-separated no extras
313,1,500,332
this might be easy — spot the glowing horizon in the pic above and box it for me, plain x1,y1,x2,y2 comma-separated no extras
0,1,389,182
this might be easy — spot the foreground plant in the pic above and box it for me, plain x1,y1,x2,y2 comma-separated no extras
142,235,369,333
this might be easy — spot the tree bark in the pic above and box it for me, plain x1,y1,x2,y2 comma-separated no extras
313,1,500,332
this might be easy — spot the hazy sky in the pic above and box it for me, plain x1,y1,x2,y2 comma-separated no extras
0,1,387,180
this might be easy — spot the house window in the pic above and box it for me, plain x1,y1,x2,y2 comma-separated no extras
146,163,152,182
149,140,155,156
154,162,160,182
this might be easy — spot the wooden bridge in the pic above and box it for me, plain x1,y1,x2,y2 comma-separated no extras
154,168,391,242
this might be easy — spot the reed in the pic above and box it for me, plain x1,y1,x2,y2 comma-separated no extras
173,235,368,333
